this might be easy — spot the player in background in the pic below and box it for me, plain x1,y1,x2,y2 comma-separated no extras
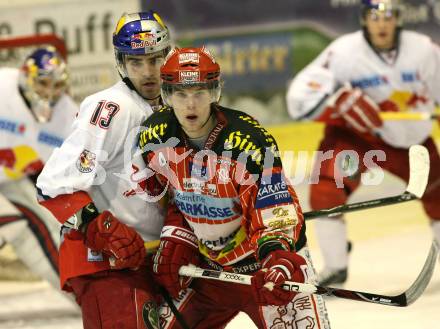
0,47,77,290
286,0,440,286
138,47,330,329
36,11,171,329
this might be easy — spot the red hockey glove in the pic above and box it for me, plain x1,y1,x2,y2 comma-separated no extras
153,226,199,298
251,250,307,306
329,85,383,133
84,211,146,270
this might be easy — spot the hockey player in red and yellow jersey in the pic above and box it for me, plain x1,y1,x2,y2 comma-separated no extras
138,47,330,329
286,0,440,285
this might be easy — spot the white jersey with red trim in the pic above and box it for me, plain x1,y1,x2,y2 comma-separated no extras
286,30,440,148
36,80,164,241
0,68,78,184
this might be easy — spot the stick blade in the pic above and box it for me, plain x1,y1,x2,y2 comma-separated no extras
407,145,430,198
403,240,439,306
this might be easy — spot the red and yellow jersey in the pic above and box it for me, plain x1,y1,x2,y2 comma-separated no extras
138,105,306,267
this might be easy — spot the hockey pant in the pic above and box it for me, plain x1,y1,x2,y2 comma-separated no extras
0,177,60,289
69,266,162,329
159,247,331,329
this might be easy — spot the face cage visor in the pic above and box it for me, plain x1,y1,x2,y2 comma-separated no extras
360,6,401,26
160,81,221,107
19,67,68,123
115,46,171,79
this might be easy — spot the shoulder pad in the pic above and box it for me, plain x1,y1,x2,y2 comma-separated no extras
138,109,173,149
222,109,280,170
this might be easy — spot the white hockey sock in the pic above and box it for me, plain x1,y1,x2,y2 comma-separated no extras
431,220,440,247
314,217,348,270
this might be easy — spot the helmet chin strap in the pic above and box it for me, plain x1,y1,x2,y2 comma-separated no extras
143,94,161,101
122,77,161,103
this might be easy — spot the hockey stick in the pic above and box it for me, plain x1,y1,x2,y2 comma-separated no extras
380,112,440,121
304,144,430,219
143,146,430,250
144,239,161,252
158,286,191,329
179,240,438,307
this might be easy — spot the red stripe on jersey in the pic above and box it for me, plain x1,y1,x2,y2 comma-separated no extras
39,190,92,224
184,213,242,225
13,203,59,273
0,215,24,225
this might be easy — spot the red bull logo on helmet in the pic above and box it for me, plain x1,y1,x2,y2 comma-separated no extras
131,32,156,49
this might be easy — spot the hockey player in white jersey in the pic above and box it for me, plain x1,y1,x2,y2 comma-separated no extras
0,47,77,289
286,0,440,285
36,11,171,329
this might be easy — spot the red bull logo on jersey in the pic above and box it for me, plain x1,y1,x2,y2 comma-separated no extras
131,32,156,49
76,149,96,173
2,145,41,180
388,90,428,112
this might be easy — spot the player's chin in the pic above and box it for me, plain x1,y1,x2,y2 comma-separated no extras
183,120,202,131
140,89,160,100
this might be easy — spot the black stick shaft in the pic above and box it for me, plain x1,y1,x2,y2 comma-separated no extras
304,192,416,220
314,286,407,307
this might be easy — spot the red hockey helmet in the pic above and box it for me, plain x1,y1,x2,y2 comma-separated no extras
160,46,221,105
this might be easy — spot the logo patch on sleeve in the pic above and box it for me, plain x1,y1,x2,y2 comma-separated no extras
87,248,104,262
76,149,96,173
261,205,298,231
255,173,292,208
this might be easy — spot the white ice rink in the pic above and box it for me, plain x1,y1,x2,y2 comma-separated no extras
1,175,439,328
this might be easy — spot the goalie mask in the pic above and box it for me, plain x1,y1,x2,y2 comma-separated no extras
113,11,171,79
18,47,68,123
160,47,221,106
